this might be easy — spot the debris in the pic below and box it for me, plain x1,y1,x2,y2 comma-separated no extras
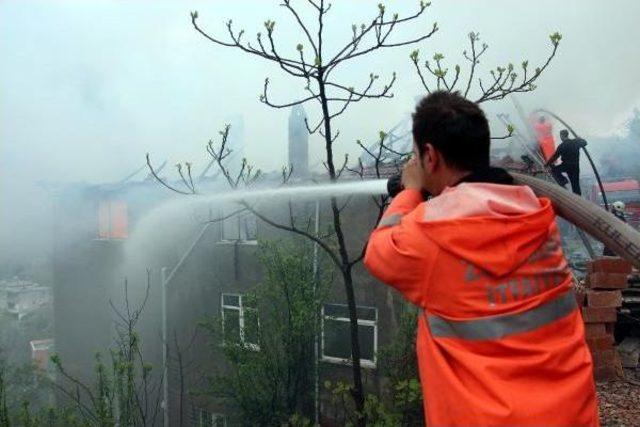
618,338,640,369
597,379,640,426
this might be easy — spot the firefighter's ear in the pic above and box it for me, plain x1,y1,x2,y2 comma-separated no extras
422,143,437,173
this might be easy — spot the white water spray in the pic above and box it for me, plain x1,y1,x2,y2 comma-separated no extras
199,178,388,203
125,178,389,263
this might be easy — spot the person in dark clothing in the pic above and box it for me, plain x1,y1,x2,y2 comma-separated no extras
603,201,627,256
545,129,587,195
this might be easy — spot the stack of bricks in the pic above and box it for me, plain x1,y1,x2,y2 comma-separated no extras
580,257,632,382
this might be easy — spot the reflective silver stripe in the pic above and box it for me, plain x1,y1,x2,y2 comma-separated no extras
377,213,402,228
426,291,577,341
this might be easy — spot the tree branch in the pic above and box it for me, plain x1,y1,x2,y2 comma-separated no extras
191,12,315,78
490,123,515,140
146,154,195,195
475,33,561,103
463,32,487,97
330,20,438,71
327,2,435,71
239,200,343,269
281,0,318,56
304,116,324,135
260,78,319,108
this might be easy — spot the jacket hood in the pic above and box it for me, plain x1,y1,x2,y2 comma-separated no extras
419,183,555,277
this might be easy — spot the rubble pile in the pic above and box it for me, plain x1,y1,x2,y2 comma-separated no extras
579,257,632,381
597,380,640,426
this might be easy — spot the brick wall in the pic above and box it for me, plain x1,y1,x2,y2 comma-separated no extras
578,257,632,382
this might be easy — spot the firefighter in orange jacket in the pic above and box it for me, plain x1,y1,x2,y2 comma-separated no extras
364,91,599,426
534,115,556,162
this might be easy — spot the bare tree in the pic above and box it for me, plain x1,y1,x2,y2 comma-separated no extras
410,31,562,103
49,276,164,427
147,1,561,422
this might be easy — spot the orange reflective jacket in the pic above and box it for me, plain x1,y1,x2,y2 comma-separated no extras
534,120,556,162
365,183,599,426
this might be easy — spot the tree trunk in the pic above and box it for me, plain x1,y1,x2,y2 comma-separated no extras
317,72,366,425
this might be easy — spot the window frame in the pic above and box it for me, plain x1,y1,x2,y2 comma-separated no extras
97,200,128,240
195,407,227,427
218,209,258,244
321,303,378,369
220,293,260,351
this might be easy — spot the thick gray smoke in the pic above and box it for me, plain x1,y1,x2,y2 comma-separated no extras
1,0,639,279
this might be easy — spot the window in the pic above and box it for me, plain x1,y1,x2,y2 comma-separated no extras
195,408,227,427
98,200,128,239
220,209,257,242
321,303,377,368
221,293,259,349
30,339,54,371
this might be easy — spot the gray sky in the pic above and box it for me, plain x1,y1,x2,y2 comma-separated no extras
1,0,640,186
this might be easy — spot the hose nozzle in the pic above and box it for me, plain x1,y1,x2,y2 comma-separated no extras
386,174,404,198
386,174,431,200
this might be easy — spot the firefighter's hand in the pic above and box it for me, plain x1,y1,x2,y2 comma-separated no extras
402,157,424,191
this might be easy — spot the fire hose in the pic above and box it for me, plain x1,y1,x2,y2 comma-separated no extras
386,173,640,269
512,173,640,269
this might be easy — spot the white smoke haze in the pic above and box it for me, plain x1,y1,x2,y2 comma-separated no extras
1,0,639,276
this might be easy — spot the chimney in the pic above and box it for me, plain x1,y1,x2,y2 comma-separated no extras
288,105,309,178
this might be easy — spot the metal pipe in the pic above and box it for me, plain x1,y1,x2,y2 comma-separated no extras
160,222,211,427
163,223,212,286
161,266,169,427
313,199,320,426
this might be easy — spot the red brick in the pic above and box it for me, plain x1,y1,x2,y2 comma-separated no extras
586,272,629,289
584,323,606,338
593,365,618,382
581,307,617,323
591,349,617,367
586,290,622,308
586,334,614,351
588,257,633,274
574,290,586,307
605,322,616,335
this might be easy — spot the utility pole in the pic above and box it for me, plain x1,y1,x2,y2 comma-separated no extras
161,267,169,427
313,200,320,425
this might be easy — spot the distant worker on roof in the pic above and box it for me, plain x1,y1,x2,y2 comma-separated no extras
546,129,587,195
533,115,556,161
365,91,598,426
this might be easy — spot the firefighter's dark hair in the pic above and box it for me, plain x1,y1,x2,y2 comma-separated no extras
412,91,490,171
560,129,569,138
